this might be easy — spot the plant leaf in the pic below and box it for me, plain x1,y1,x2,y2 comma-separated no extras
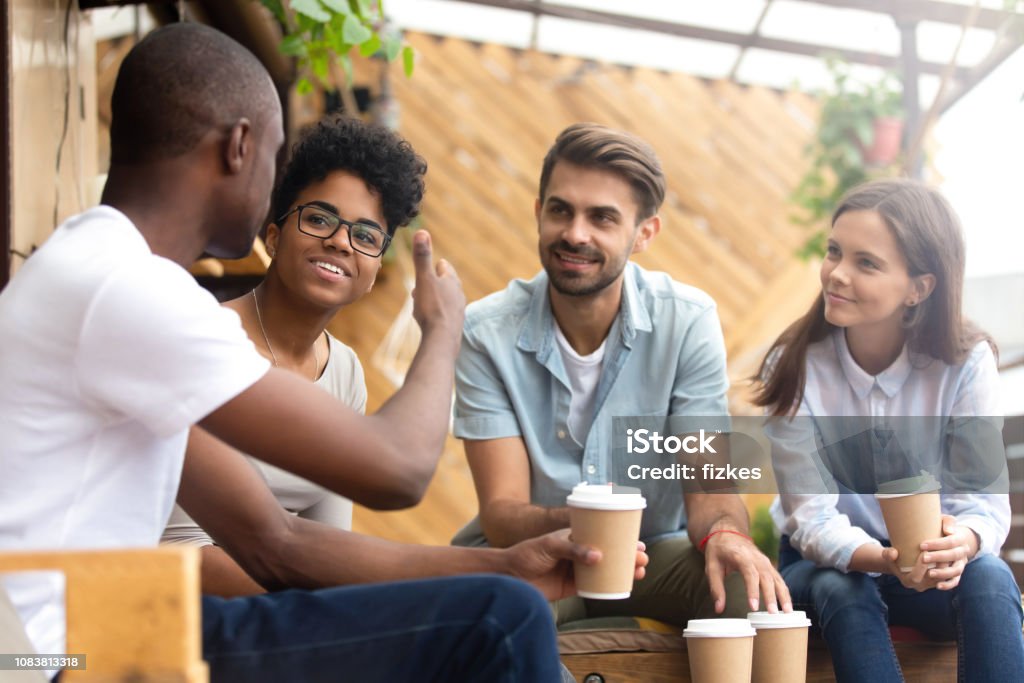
359,33,382,57
402,45,415,77
339,54,354,86
312,52,330,83
296,77,314,95
342,14,373,44
279,34,307,57
321,0,350,13
853,120,873,148
383,35,401,61
292,0,331,22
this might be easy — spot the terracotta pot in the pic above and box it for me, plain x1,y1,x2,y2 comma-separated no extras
861,116,904,166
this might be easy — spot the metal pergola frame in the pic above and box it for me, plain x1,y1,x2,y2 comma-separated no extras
451,2,1021,91
448,0,1023,175
68,0,1024,125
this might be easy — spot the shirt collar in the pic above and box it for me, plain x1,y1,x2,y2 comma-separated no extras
516,271,556,357
834,328,913,399
516,263,652,356
620,262,653,344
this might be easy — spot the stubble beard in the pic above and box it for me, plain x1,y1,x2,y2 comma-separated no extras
544,242,629,298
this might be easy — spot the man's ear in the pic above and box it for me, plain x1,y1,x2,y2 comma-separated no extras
534,197,542,225
224,118,253,175
631,214,661,255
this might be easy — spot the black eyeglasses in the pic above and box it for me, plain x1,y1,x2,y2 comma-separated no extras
278,204,391,257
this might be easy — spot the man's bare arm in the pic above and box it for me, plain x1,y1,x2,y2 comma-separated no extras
196,545,266,597
177,427,643,599
463,437,571,547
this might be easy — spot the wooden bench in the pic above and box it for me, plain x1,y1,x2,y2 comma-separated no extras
559,621,956,683
0,547,207,683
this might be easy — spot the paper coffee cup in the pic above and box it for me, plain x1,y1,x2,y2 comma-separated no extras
876,471,942,572
566,483,645,599
683,619,756,683
747,611,812,683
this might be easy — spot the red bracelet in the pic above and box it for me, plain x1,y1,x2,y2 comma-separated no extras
698,529,753,552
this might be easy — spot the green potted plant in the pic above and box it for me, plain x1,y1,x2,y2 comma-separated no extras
257,0,414,93
792,57,904,257
750,504,779,566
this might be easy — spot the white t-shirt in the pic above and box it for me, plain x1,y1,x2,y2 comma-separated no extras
162,334,367,544
0,206,270,657
554,321,607,444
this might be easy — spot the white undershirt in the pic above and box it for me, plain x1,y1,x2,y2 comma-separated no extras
554,322,607,443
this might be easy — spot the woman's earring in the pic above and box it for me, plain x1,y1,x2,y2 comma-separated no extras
903,299,924,328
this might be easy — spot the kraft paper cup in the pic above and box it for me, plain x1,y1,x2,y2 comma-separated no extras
683,618,756,683
747,611,812,683
566,483,645,599
876,472,942,572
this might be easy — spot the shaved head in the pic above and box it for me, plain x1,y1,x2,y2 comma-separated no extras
110,23,279,164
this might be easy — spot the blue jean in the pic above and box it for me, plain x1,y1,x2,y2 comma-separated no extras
201,574,563,683
779,539,1024,683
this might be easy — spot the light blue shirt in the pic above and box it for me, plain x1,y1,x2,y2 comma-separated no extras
453,262,730,545
768,329,1008,572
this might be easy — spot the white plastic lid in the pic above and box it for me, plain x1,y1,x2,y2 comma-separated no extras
683,618,756,638
876,470,941,497
746,611,812,629
566,483,646,511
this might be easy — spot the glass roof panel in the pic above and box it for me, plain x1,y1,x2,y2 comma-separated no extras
387,0,534,48
547,0,768,33
535,16,741,77
916,21,999,66
760,0,901,57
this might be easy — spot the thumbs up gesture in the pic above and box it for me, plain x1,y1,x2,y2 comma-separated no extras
410,230,465,344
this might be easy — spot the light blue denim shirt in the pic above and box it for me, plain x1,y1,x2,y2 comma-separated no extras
453,262,730,545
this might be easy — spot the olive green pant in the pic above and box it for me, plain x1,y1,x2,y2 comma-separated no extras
552,534,750,627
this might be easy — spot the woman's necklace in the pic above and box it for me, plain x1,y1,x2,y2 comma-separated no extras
252,289,321,381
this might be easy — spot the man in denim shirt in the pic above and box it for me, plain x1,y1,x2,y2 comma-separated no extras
453,123,790,624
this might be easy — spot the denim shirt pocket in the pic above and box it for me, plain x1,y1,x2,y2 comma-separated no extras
608,412,686,538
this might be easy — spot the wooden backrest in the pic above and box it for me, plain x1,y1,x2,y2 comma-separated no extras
0,547,207,683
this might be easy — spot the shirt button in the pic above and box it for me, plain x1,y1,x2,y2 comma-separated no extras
586,465,596,475
557,430,566,439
